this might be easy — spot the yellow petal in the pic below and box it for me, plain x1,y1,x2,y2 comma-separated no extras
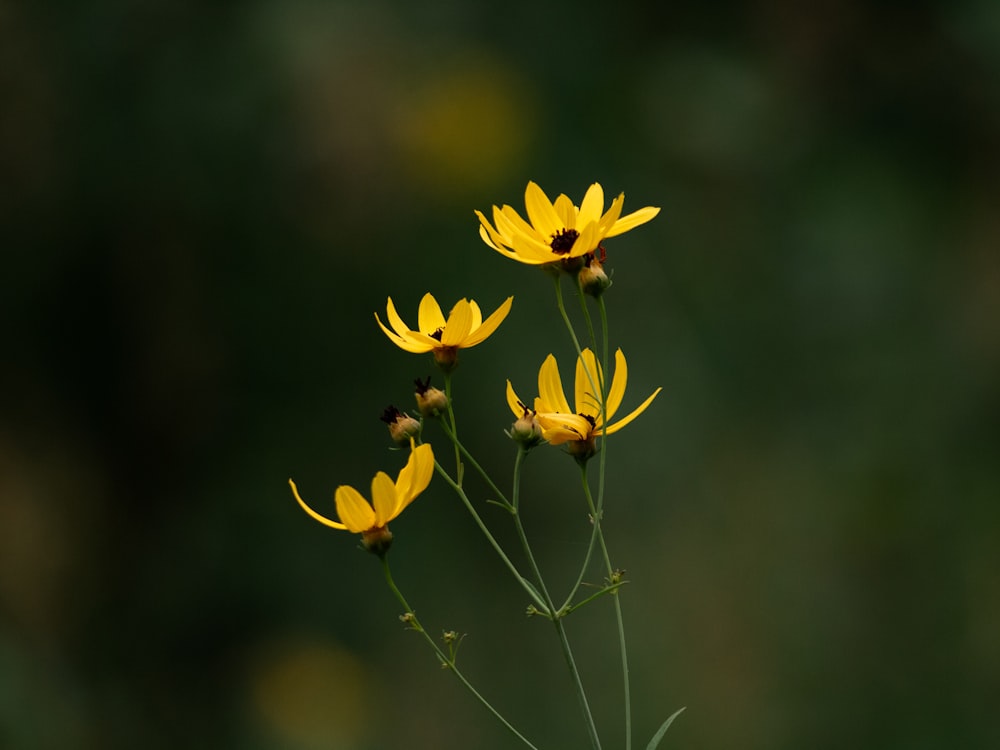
606,206,660,237
289,479,349,530
511,234,562,264
385,297,412,337
574,349,603,417
375,313,434,353
536,413,591,444
506,379,526,417
538,354,572,414
334,484,376,533
462,296,512,347
553,193,577,228
604,386,662,435
417,293,447,334
523,181,563,237
395,443,434,510
568,219,600,258
598,193,625,235
577,183,605,229
468,299,483,332
477,212,508,251
369,471,399,527
604,348,628,422
498,204,545,244
441,298,473,346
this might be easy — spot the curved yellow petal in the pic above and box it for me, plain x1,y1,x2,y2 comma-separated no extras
574,349,603,417
467,299,483,333
524,181,563,237
598,193,625,236
536,412,591,444
604,348,628,423
506,379,526,417
510,234,562,264
334,484,376,533
606,205,660,237
568,219,600,258
395,442,434,510
498,204,544,243
577,183,605,229
385,297,412,337
289,479,349,530
462,296,512,347
553,193,577,228
418,293,447,334
604,387,662,436
537,354,572,414
375,313,434,353
369,471,399,527
477,213,508,251
441,298,473,346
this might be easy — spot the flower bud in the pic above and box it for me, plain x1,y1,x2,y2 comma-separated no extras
579,248,611,297
414,376,449,417
380,405,421,445
508,404,544,448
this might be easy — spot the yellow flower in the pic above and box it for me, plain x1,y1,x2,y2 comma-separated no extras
376,292,514,370
289,443,435,553
476,181,660,266
506,348,661,457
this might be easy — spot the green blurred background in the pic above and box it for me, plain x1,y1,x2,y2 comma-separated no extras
2,0,999,748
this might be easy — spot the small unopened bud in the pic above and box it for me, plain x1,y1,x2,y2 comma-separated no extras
380,405,421,444
579,248,611,297
509,403,544,448
414,376,449,417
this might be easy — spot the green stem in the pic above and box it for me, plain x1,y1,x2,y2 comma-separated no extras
437,418,512,509
579,463,632,750
443,372,463,486
595,295,631,750
380,556,541,750
432,459,549,614
512,448,603,750
553,275,585,358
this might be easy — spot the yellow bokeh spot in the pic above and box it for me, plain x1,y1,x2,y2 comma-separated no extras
249,637,368,749
394,59,536,195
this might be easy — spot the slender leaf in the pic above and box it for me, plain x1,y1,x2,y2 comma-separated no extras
645,706,686,750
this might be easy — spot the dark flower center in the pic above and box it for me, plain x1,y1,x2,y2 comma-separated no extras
414,376,433,395
429,327,445,341
549,228,579,255
580,413,597,428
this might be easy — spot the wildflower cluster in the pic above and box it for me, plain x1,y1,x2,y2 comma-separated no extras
289,181,682,750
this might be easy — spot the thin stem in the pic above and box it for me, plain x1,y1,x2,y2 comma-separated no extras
595,295,631,750
511,448,603,750
553,274,585,358
432,459,549,614
380,556,541,750
443,372,463,486
437,418,511,509
558,464,601,612
579,463,632,750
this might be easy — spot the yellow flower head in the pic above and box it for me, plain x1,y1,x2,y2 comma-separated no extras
376,293,514,371
507,348,661,458
289,443,435,554
476,181,660,266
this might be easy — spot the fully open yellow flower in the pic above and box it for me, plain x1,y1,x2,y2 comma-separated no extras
376,292,513,370
476,181,660,266
289,443,434,552
507,348,661,456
